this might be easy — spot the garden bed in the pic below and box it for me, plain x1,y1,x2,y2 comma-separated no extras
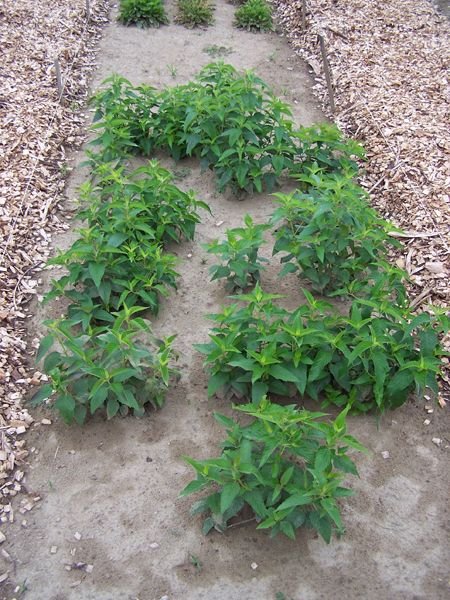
0,1,449,599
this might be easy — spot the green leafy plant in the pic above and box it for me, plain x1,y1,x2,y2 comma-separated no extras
153,63,299,192
176,0,214,27
234,0,273,32
32,306,177,424
81,161,209,247
205,215,269,291
181,399,366,541
118,0,169,28
196,283,449,412
88,74,158,160
271,167,404,295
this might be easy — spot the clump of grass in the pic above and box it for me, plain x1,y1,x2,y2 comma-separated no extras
176,0,214,27
118,0,169,28
234,0,273,32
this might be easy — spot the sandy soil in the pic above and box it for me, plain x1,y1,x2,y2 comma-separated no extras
2,2,449,599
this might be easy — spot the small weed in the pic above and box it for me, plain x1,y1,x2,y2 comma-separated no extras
118,0,169,28
203,44,233,58
234,0,273,32
176,0,214,27
167,64,178,78
172,166,192,180
189,553,202,571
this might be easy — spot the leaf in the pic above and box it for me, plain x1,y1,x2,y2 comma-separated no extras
333,454,358,476
321,498,342,528
280,466,294,487
90,385,108,414
54,394,76,423
276,492,313,511
180,478,207,497
29,383,54,407
106,397,120,419
220,482,241,514
310,511,332,543
280,520,296,540
202,517,215,535
74,404,87,425
208,372,229,397
36,335,54,362
269,364,299,383
314,448,331,472
88,262,106,288
251,381,268,404
43,351,61,372
244,490,267,518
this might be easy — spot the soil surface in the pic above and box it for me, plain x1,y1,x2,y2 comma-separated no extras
2,2,449,599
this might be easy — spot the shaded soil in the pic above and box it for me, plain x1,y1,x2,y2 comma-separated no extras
1,2,449,600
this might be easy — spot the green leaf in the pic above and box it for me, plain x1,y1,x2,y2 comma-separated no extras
333,454,358,476
90,385,108,414
321,498,342,528
208,372,229,397
310,512,332,543
106,397,119,419
36,335,54,362
280,466,294,487
277,492,313,511
220,482,241,514
43,351,61,372
280,520,296,540
54,394,76,423
251,381,268,404
314,448,331,472
29,383,54,407
202,517,215,535
74,404,87,425
180,478,207,497
269,364,299,383
88,262,105,288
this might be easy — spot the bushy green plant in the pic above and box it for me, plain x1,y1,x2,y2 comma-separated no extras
80,161,209,246
196,284,449,412
32,306,177,424
153,63,299,192
205,215,269,291
271,167,404,295
118,0,169,28
234,0,273,32
46,226,179,323
176,0,214,27
88,75,158,161
292,124,365,176
181,399,366,541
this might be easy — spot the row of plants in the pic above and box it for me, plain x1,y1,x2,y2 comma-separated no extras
117,0,273,30
33,63,448,543
89,63,363,193
33,158,209,423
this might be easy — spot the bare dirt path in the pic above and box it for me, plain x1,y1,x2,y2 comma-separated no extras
1,2,449,600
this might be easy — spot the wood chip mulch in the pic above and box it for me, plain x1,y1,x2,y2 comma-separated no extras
0,0,110,524
275,0,450,397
